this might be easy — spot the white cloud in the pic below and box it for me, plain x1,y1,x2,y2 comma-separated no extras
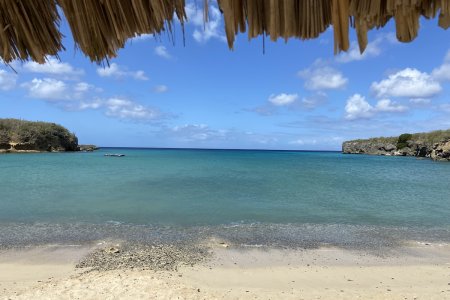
432,63,450,81
103,97,159,120
154,46,171,59
251,92,326,116
73,82,102,99
153,85,168,93
345,94,408,120
156,125,284,146
169,124,228,142
77,98,103,110
345,94,374,120
0,70,17,91
298,63,348,90
336,41,381,63
131,34,153,42
375,99,408,112
20,76,156,121
185,3,226,43
62,96,160,121
371,68,441,99
23,57,83,77
133,70,149,81
431,50,450,81
410,98,431,104
97,63,148,80
22,78,101,103
74,82,94,93
268,93,298,106
336,33,396,63
22,78,68,100
97,63,122,77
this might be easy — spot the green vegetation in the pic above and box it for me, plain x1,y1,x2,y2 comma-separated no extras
347,129,450,149
411,129,450,145
347,136,397,144
396,133,413,149
0,118,78,151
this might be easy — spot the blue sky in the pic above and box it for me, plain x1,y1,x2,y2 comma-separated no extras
1,3,450,150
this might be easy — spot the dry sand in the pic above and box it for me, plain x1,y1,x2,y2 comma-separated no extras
1,242,450,300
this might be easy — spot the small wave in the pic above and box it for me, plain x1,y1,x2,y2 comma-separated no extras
105,220,124,226
1,222,450,251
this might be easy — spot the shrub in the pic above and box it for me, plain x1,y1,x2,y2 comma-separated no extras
397,133,412,149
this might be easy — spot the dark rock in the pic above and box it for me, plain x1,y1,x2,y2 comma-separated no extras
14,143,42,151
430,139,450,161
0,143,11,150
416,146,429,157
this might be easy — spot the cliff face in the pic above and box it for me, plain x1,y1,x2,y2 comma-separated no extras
0,119,78,153
342,130,450,161
342,140,431,157
430,139,450,161
342,139,397,156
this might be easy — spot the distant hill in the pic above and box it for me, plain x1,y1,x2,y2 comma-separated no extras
342,129,450,161
0,119,78,152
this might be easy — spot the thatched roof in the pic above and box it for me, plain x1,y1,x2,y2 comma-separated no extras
1,0,449,64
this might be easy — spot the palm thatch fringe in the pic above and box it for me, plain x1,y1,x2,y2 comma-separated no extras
0,1,62,63
0,0,449,64
57,0,186,63
216,0,450,54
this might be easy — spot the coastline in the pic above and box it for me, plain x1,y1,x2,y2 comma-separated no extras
0,145,98,154
0,149,43,154
2,240,450,299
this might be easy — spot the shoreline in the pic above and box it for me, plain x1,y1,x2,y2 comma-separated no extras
2,221,450,252
1,240,450,299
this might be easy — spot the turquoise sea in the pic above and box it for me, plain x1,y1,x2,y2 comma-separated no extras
1,148,449,248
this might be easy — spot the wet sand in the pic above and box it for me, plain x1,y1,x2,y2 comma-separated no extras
1,241,450,299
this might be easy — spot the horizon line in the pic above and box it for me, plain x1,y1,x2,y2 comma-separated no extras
93,146,341,152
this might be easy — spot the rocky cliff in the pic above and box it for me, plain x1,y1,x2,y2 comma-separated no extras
342,130,450,161
0,119,78,153
77,144,99,151
430,139,450,161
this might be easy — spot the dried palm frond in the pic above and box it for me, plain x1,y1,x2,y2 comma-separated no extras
217,0,450,54
0,0,63,63
58,0,186,63
0,0,449,64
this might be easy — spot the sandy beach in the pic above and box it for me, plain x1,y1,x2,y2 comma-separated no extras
1,241,450,300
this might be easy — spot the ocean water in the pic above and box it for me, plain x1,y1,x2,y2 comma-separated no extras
1,148,449,248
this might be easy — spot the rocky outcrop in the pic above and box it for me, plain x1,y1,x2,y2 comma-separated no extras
342,140,433,158
342,140,397,156
430,139,450,161
342,130,450,161
77,144,99,152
